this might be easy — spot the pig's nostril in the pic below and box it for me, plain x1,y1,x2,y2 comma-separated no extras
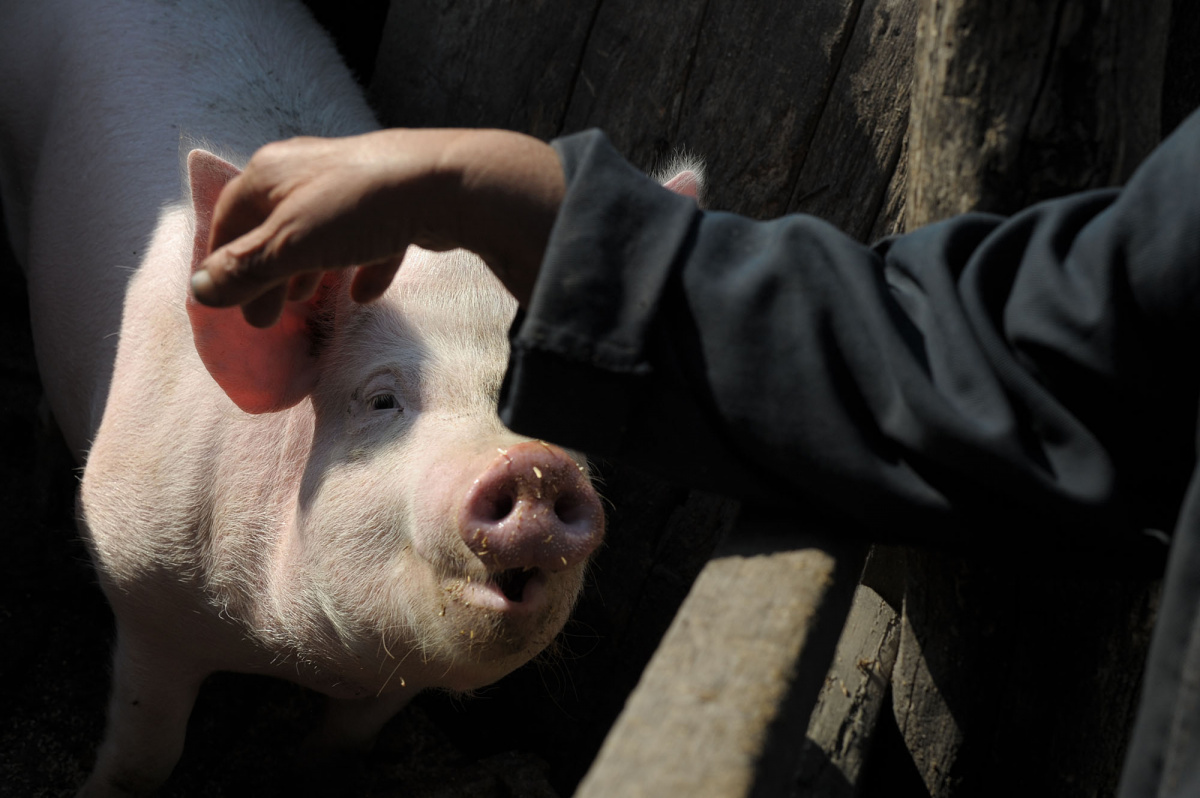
554,492,590,525
484,493,515,522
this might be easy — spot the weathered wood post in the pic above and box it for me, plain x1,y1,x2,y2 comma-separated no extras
907,0,1167,225
881,1,1171,795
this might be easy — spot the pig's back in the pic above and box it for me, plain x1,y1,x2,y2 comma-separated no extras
0,0,378,459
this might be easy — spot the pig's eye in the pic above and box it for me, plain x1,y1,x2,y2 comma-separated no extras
369,393,401,412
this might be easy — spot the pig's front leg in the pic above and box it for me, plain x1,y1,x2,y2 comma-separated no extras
287,691,417,790
306,690,418,756
78,624,207,797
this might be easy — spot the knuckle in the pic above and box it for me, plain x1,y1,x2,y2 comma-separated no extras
251,139,290,165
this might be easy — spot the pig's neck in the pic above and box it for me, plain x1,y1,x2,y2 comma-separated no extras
209,403,317,633
86,201,315,641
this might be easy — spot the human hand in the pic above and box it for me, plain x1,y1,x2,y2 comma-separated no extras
191,128,566,326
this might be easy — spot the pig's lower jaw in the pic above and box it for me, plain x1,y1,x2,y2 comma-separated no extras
442,562,589,676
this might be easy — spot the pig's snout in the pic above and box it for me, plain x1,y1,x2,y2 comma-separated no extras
461,441,604,575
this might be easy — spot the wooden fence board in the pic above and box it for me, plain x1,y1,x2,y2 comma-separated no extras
575,520,866,798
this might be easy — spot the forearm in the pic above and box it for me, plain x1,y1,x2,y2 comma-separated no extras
437,129,565,305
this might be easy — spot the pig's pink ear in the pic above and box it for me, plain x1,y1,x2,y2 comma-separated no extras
662,170,701,199
185,148,324,414
659,158,705,206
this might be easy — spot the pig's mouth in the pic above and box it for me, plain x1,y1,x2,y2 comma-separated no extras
491,566,539,603
455,565,550,616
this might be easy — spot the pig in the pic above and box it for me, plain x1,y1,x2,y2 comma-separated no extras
0,0,605,794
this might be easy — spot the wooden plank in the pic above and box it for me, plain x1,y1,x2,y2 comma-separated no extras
558,0,709,162
906,0,1169,226
369,0,600,138
669,0,865,219
794,554,903,796
887,550,1163,796
787,0,917,241
884,1,1172,793
371,0,915,230
574,519,866,798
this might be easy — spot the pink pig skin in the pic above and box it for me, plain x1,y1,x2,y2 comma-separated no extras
0,1,604,795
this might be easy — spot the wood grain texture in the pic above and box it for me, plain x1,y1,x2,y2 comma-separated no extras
369,0,600,139
788,0,916,240
893,551,1163,797
795,581,901,797
370,0,915,227
887,3,1173,795
906,0,1170,225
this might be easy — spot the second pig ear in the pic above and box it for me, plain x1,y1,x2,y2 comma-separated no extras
658,156,706,206
185,148,324,414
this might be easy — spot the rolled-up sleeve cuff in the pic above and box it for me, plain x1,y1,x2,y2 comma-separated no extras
498,129,700,455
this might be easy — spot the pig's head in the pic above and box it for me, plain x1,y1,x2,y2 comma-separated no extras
184,150,605,698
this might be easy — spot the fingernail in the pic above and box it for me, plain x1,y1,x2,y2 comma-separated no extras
191,269,216,300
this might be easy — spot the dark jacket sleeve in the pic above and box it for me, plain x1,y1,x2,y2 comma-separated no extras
498,113,1200,548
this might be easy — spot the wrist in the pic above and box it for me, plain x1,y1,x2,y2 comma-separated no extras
441,130,566,305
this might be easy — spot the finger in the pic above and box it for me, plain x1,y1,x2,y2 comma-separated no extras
350,256,406,304
191,262,260,308
287,271,324,302
207,171,271,254
241,284,288,328
193,215,295,306
195,211,354,308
